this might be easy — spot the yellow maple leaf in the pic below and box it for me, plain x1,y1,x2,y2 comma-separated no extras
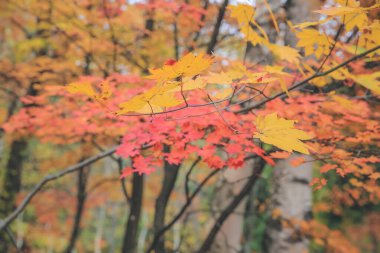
264,66,292,96
241,25,267,45
146,52,213,83
66,81,97,98
315,2,380,31
117,94,153,114
229,4,268,46
95,80,112,100
173,52,213,77
296,29,330,58
66,81,112,101
228,4,255,26
352,72,380,94
205,72,234,84
254,113,312,154
116,93,182,115
146,65,179,84
267,44,300,64
117,83,183,115
226,62,247,79
330,94,353,109
166,78,206,92
358,21,380,52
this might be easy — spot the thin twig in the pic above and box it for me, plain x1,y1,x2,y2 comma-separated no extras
6,227,22,253
185,157,201,201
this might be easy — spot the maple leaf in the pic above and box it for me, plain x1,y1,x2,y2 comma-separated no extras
66,80,112,101
254,113,312,154
167,77,206,92
358,21,380,51
146,52,213,83
172,52,213,78
95,80,112,100
296,29,330,58
206,72,234,84
228,4,255,26
315,2,380,31
117,90,182,115
267,44,300,64
264,66,292,96
352,72,380,94
66,81,96,98
229,4,268,46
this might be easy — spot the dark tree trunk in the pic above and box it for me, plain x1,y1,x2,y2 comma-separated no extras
64,167,89,253
122,173,144,253
0,140,26,253
0,82,38,252
207,0,229,54
152,147,180,253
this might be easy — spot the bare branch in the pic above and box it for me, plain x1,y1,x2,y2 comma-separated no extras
0,147,117,232
236,45,380,113
185,157,201,201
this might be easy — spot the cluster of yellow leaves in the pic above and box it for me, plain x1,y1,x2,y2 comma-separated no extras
357,20,380,54
228,4,301,64
294,0,380,60
315,0,380,31
117,52,213,114
254,113,312,154
295,29,331,58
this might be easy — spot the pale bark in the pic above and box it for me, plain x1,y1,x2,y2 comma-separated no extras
253,1,321,252
94,206,106,253
208,160,255,253
264,155,313,253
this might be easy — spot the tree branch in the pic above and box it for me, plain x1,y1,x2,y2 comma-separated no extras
0,147,117,232
196,158,266,253
236,45,380,113
185,157,201,201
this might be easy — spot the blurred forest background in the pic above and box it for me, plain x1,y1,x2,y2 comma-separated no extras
0,0,379,253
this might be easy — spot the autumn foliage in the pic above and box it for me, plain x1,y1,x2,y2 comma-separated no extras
0,0,379,252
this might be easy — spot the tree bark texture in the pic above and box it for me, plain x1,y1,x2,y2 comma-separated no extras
153,145,181,253
122,173,144,253
0,139,26,253
208,159,255,253
64,167,89,253
264,155,313,253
